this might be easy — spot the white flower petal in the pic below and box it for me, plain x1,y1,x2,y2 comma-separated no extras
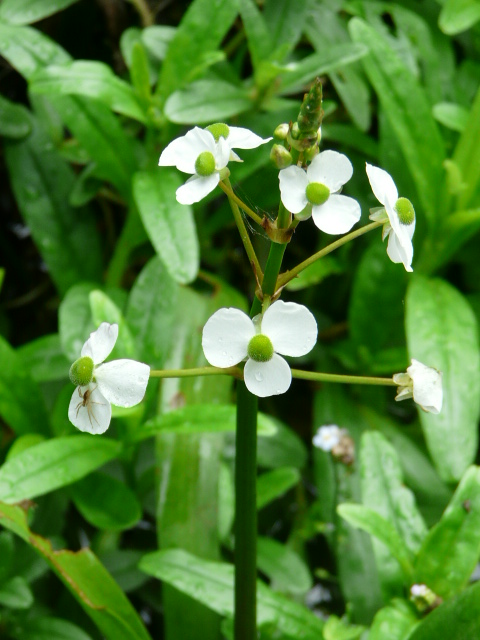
386,226,413,272
215,137,230,170
311,194,361,235
244,353,292,397
176,173,220,205
408,359,443,414
262,301,317,357
366,163,398,206
229,150,243,162
159,127,215,174
202,308,255,367
307,150,353,192
313,425,342,451
68,385,112,434
81,322,118,364
279,165,309,213
226,127,272,149
95,360,150,407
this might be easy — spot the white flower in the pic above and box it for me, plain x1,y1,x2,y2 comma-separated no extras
68,323,150,434
278,150,361,234
159,124,271,205
312,425,344,451
410,584,430,598
393,359,443,414
201,300,317,397
366,163,416,272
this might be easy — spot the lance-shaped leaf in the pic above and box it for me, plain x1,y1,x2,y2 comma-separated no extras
0,0,80,25
368,599,419,640
0,94,31,138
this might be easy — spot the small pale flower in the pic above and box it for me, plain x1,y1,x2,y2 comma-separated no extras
159,124,271,205
201,300,317,398
393,359,443,414
68,323,150,434
366,163,416,272
278,150,361,234
313,425,343,451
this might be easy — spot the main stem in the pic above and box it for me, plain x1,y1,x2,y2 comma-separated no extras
234,206,289,640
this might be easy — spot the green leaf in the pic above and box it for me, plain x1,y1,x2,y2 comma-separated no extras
18,334,69,383
89,290,136,359
139,548,325,639
239,0,272,74
337,504,413,580
257,536,312,595
406,276,480,482
30,61,147,123
414,465,480,599
0,436,122,503
264,0,311,58
59,283,97,362
423,208,480,273
323,615,366,640
256,467,300,510
439,0,480,35
133,169,199,284
141,26,176,61
452,85,480,210
4,116,102,295
0,0,79,25
164,79,252,124
368,599,419,640
432,102,470,132
99,550,148,593
0,502,151,640
21,617,93,640
70,472,141,531
257,419,307,469
0,93,31,138
349,18,445,220
0,576,33,609
0,334,50,436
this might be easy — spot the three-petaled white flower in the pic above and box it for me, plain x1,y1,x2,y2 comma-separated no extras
68,323,150,434
202,300,317,397
393,359,442,414
159,124,271,205
312,425,345,451
278,150,361,234
366,163,416,272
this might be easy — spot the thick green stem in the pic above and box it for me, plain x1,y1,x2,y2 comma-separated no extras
291,369,397,386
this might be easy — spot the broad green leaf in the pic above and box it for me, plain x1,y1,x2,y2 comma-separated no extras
133,169,199,284
59,283,97,362
264,0,310,58
349,18,445,220
323,615,366,640
257,419,307,469
414,466,480,599
0,576,33,609
130,42,151,103
368,599,419,640
239,0,272,73
0,502,151,640
100,550,148,593
126,257,179,366
4,116,102,295
18,334,69,383
139,548,325,639
0,334,50,436
89,290,136,359
218,463,234,541
70,472,141,531
337,504,413,580
0,532,14,583
30,61,147,123
257,536,312,595
439,0,480,35
452,85,480,210
0,0,79,25
422,208,480,273
257,467,300,510
0,22,70,79
406,276,480,482
141,26,176,61
408,580,480,640
432,102,470,132
158,0,239,99
20,617,93,640
286,256,343,291
6,434,45,460
0,436,121,503
0,93,31,138
164,79,252,124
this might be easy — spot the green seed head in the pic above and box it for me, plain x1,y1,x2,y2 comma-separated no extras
69,356,94,387
206,123,230,142
394,197,415,226
195,151,216,176
247,334,274,363
306,182,330,206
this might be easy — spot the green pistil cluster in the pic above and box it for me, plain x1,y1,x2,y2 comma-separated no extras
394,197,415,226
206,123,229,142
247,334,274,362
195,151,216,176
69,356,94,387
306,182,330,206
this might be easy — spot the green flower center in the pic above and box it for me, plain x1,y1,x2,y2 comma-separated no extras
195,151,216,176
394,197,415,226
206,123,230,142
69,356,94,387
247,334,274,363
306,182,330,205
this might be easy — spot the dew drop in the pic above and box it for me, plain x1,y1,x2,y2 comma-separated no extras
254,372,263,382
222,350,227,356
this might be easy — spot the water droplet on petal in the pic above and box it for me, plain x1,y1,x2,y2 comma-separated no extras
222,350,227,356
255,372,263,382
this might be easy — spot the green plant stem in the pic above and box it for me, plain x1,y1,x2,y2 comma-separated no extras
219,180,265,226
291,369,397,386
223,178,263,282
149,366,242,379
276,220,383,289
128,0,154,26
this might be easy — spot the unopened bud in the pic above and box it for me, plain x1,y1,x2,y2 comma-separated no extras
274,123,289,140
270,144,292,169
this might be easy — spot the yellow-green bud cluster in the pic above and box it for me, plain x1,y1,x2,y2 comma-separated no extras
247,334,274,362
69,356,94,387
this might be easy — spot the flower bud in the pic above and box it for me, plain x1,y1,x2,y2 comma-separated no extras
69,356,94,387
270,144,292,169
274,123,289,140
